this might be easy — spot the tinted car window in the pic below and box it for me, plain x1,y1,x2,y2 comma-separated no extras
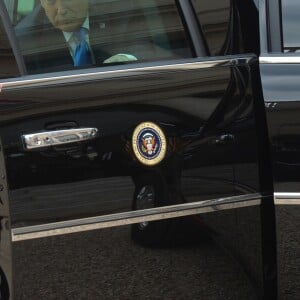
191,0,259,56
5,0,192,75
281,0,300,52
0,16,19,78
191,0,231,56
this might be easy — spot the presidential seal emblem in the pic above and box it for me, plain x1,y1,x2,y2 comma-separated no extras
132,122,167,166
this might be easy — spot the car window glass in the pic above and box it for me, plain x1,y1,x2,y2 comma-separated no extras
191,0,231,56
281,0,300,52
0,15,20,78
4,0,192,75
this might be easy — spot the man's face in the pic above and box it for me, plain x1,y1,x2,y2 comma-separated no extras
40,0,88,32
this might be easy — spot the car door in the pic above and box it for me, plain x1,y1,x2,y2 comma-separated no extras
259,0,300,299
186,2,277,299
0,0,268,299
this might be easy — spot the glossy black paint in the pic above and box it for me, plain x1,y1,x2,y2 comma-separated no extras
0,58,260,227
0,145,11,300
0,0,284,299
260,62,300,299
261,63,300,190
13,224,258,299
0,56,269,299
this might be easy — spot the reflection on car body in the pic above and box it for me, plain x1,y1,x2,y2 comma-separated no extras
0,0,298,299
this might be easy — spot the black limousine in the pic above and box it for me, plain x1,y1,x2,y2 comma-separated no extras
0,0,298,299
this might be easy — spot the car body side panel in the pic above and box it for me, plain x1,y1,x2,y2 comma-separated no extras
261,61,300,300
0,60,235,227
0,57,268,298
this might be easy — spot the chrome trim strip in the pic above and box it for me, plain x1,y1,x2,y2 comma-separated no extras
274,192,300,205
2,56,254,90
259,56,300,64
275,192,300,198
12,193,261,241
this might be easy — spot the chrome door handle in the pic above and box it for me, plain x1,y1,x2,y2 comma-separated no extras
22,128,98,150
214,134,235,145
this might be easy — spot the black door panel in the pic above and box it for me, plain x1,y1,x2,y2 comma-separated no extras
12,224,258,300
0,57,264,298
0,0,271,298
0,59,236,228
261,61,300,300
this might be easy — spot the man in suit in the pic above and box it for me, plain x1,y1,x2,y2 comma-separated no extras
16,0,137,74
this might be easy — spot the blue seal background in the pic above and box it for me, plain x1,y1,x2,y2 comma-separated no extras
137,127,162,160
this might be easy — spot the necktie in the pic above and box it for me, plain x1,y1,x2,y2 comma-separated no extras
74,28,92,67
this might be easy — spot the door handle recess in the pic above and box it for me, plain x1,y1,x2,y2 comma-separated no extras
22,128,98,150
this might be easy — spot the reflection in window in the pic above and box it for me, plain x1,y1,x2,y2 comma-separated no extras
191,0,230,56
5,0,192,75
281,0,300,52
0,18,19,78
